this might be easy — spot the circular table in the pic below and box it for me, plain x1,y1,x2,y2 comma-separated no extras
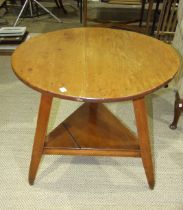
12,27,180,189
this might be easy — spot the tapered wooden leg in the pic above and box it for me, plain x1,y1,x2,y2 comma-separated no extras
133,97,155,189
29,94,53,185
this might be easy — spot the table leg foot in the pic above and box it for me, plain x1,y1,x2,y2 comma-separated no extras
133,97,155,189
29,178,34,185
28,94,53,185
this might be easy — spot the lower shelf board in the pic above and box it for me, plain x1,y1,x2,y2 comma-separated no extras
44,103,140,157
43,147,141,157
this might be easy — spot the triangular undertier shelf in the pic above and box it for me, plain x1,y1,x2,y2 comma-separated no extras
44,103,141,157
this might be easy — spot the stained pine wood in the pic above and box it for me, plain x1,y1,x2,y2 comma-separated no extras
64,103,139,150
29,93,53,185
43,148,141,157
12,28,181,188
44,103,140,156
11,28,180,102
45,124,78,148
133,98,154,189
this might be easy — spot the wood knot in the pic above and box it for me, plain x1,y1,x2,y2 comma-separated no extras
27,68,32,72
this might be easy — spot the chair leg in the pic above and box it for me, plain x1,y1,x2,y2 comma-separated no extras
83,0,87,26
54,0,60,8
150,0,160,35
79,0,82,24
145,0,153,34
170,92,183,130
55,0,67,14
76,0,79,8
139,0,146,27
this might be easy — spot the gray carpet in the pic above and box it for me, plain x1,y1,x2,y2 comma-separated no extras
0,55,183,209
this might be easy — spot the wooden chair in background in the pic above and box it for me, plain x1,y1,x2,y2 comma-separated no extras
155,0,178,43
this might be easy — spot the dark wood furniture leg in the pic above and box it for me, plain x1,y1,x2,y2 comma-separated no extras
139,0,146,27
54,0,60,8
145,0,153,34
151,0,161,35
80,0,83,23
29,94,53,185
55,0,67,14
133,97,155,189
83,0,87,26
170,92,183,129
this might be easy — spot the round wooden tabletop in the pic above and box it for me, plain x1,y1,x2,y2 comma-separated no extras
11,27,180,102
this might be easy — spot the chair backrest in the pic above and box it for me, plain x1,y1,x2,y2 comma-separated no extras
156,0,179,43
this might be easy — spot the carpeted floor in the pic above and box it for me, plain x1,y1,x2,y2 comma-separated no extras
0,55,183,209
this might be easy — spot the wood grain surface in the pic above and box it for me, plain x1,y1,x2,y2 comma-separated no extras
11,27,180,102
43,103,141,157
